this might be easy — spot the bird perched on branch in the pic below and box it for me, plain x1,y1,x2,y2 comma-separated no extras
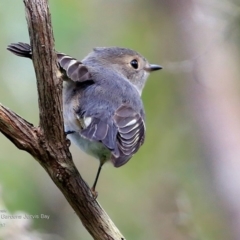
7,42,162,197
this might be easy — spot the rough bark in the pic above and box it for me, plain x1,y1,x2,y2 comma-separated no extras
0,0,124,239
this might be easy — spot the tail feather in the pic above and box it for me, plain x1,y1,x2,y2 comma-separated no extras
7,42,32,59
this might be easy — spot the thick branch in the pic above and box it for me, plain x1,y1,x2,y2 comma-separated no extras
0,0,125,239
0,104,39,155
24,0,64,142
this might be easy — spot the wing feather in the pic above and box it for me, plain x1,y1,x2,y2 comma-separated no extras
80,112,117,151
7,42,92,83
112,105,145,167
77,105,145,166
57,54,91,82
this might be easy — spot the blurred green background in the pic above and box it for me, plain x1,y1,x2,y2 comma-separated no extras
0,0,238,239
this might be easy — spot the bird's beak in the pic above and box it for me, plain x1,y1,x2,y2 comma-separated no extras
149,64,163,71
145,64,163,72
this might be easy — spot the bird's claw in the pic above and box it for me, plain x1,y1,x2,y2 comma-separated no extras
65,130,75,135
91,188,98,200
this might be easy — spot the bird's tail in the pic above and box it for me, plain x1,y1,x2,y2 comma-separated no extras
7,42,32,59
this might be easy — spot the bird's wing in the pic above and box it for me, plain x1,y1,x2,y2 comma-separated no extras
79,105,145,167
79,111,117,151
7,42,91,83
112,105,145,167
57,53,91,82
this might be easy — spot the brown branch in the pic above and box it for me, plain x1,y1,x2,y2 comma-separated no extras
24,0,64,142
0,0,125,239
0,105,38,154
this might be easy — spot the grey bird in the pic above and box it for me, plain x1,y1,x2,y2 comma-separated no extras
7,42,162,197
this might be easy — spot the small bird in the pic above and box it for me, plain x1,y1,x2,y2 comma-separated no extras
7,42,162,197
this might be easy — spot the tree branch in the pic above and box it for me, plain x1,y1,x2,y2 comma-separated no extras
0,0,125,239
0,104,38,154
24,0,64,142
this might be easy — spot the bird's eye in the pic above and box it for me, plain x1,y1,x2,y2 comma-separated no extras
130,59,138,69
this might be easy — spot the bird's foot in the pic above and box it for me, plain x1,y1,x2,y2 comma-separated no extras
65,130,75,135
91,188,98,200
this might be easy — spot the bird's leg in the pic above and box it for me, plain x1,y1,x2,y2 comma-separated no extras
91,162,104,199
